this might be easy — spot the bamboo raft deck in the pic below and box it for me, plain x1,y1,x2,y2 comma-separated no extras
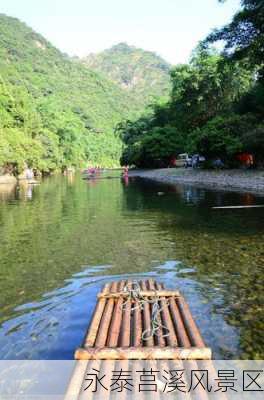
65,279,213,399
74,279,212,361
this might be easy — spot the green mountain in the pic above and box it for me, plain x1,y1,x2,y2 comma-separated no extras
82,43,171,108
0,15,147,171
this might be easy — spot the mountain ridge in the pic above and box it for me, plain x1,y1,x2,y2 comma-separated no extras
0,14,171,170
82,42,171,106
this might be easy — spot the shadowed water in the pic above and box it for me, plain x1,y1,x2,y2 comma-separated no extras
0,173,263,359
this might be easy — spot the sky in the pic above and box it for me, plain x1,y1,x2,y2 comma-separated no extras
0,0,241,64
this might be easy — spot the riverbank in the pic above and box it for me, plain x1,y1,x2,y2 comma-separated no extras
129,168,264,194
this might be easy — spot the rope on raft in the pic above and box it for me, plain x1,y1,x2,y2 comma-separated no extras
121,281,170,341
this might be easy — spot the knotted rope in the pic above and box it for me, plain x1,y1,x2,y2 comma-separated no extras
121,281,170,342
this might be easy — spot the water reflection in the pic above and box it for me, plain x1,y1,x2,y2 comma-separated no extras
0,183,17,201
18,182,35,201
0,174,263,360
122,178,264,359
179,186,206,205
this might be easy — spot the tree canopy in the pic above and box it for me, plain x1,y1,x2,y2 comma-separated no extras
119,1,264,168
206,1,264,76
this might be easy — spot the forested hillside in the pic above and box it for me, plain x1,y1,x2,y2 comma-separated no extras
83,43,171,108
0,15,169,172
119,0,264,168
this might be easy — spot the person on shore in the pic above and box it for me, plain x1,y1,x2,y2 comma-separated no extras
25,168,34,180
88,167,96,176
123,166,129,177
212,158,225,169
236,153,254,169
169,156,177,168
122,166,129,186
191,155,199,168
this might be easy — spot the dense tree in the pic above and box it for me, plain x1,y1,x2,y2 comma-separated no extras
0,73,47,171
188,115,245,159
120,1,263,168
0,15,171,173
207,1,264,76
169,48,252,131
120,126,184,167
119,48,255,167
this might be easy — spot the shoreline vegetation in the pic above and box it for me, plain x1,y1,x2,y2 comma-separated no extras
129,168,264,195
118,1,264,171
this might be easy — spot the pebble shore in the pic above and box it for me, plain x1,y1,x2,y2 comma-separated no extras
129,168,264,194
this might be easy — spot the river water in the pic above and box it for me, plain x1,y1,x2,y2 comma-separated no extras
0,173,263,360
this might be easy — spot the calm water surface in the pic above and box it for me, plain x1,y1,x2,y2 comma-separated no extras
0,173,263,359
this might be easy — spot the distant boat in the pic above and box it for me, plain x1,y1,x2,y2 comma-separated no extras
19,178,39,185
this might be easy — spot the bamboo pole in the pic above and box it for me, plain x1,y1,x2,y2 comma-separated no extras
114,359,130,400
169,298,191,348
177,297,205,348
84,283,111,347
78,359,101,400
156,283,191,400
156,282,178,347
97,360,115,400
97,290,181,299
107,280,126,347
75,346,212,360
166,359,192,400
132,286,142,347
159,282,191,348
149,359,161,400
64,360,90,400
94,281,119,347
140,281,155,347
199,359,228,400
83,176,121,181
147,279,166,347
213,205,264,209
184,360,210,400
119,280,132,347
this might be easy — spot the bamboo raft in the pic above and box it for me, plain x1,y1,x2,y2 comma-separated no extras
82,175,121,180
74,279,212,361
